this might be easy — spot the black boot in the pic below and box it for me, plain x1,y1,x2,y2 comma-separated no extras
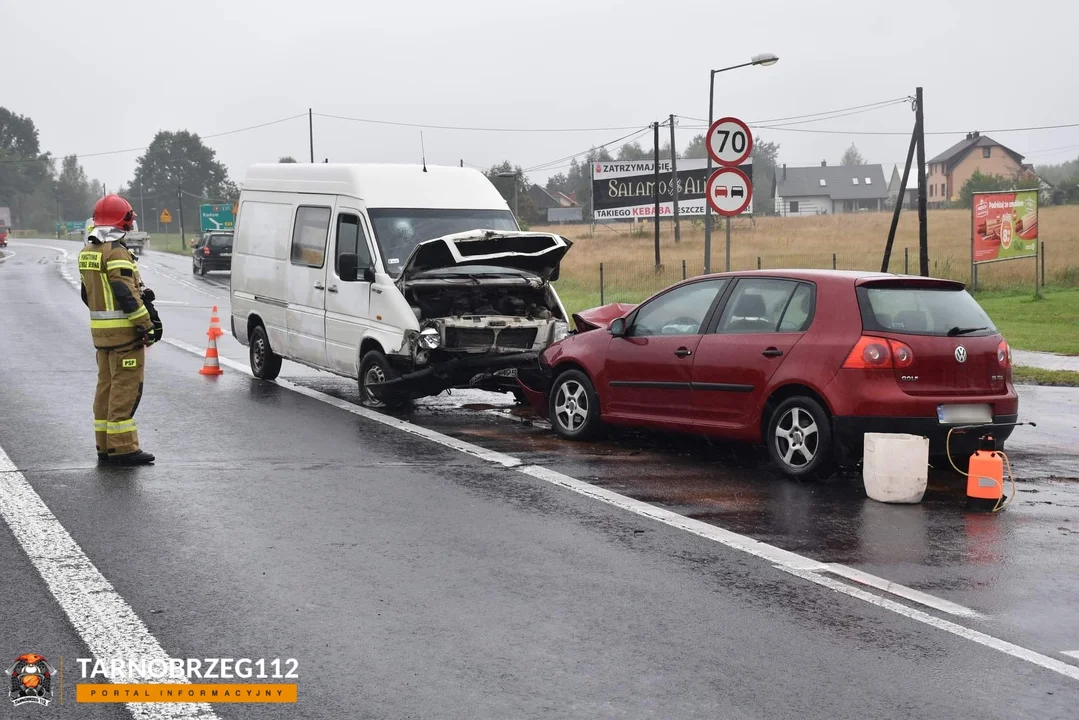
97,453,110,464
110,450,156,466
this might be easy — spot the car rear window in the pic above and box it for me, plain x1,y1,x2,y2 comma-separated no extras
857,286,997,337
209,235,232,247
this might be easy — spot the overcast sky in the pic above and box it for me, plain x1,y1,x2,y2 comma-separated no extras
7,0,1078,192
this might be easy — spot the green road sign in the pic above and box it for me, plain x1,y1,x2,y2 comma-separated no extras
56,221,86,233
199,203,235,232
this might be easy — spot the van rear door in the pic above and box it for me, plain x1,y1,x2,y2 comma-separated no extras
285,203,335,368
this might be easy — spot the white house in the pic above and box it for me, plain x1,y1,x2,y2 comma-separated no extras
774,162,889,216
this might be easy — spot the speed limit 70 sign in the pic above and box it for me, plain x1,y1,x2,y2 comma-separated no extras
707,117,753,166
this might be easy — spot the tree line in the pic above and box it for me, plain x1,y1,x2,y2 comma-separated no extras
0,106,237,233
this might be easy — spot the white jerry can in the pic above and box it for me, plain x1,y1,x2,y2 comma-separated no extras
862,433,929,504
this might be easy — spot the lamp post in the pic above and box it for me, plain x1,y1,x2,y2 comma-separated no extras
497,170,520,220
704,52,779,274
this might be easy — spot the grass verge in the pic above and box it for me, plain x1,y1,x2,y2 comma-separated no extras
1012,365,1079,387
977,289,1079,355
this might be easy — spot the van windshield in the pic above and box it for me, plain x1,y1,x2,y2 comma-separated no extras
368,208,518,276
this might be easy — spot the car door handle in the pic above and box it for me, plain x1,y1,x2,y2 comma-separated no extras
313,282,325,290
327,285,338,293
674,347,692,358
762,347,784,358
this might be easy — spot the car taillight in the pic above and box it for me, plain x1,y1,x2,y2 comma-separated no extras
997,340,1011,368
203,246,211,256
842,336,915,369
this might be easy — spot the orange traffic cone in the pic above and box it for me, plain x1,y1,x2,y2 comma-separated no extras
208,305,224,339
198,332,223,376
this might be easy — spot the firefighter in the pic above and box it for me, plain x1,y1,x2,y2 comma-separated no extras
78,194,162,466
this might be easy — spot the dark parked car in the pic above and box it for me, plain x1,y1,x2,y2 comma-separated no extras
192,232,233,275
517,270,1018,477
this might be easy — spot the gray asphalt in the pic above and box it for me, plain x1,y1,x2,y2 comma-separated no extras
0,238,1076,718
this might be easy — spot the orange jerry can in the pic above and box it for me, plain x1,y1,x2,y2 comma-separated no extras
967,435,1004,511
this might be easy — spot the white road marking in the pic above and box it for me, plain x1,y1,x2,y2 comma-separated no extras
0,250,15,263
164,338,522,468
0,447,221,719
825,563,981,618
1063,651,1079,660
158,336,1079,682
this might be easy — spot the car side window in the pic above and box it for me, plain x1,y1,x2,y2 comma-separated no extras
717,279,799,334
290,206,331,268
627,279,727,337
777,283,815,332
334,214,373,279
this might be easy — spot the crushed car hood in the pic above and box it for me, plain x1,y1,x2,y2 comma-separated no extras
572,302,638,332
399,230,572,281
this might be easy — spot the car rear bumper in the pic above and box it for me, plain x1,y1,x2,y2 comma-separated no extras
196,257,232,270
832,413,1019,465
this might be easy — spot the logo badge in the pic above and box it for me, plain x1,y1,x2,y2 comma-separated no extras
955,346,967,363
6,653,58,707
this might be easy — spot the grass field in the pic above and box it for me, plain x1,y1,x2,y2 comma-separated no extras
979,289,1079,355
1012,366,1079,387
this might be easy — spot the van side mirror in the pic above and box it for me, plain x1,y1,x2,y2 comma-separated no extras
609,318,627,337
363,267,376,283
339,253,359,281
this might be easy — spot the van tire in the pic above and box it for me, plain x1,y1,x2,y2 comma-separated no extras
766,395,834,479
249,325,282,380
360,350,405,410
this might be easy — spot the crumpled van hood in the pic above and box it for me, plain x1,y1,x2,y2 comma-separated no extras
399,230,572,281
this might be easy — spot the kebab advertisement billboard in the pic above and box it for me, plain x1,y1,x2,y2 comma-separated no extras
591,158,753,220
971,190,1038,262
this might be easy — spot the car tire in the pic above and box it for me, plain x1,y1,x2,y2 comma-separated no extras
249,324,282,380
199,261,207,276
192,261,198,275
766,395,834,478
359,350,405,410
549,369,600,440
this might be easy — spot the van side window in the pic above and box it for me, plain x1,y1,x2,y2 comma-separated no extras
290,206,331,268
334,214,373,278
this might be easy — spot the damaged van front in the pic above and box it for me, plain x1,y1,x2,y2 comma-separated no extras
367,230,572,404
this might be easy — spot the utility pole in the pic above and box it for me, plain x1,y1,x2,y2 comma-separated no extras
309,108,314,163
178,183,185,248
653,121,661,268
55,183,60,239
460,159,463,168
914,86,928,276
669,114,681,244
138,179,145,229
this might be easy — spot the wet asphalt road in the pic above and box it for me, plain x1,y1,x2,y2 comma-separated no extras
0,238,1077,718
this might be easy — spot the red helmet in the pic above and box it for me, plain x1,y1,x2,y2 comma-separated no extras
93,194,136,231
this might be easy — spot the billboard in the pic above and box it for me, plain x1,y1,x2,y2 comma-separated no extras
971,190,1038,262
592,158,753,220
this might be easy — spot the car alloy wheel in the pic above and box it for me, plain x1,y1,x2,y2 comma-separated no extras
554,379,589,432
773,406,819,469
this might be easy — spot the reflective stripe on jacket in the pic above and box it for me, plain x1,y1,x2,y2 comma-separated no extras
79,241,153,349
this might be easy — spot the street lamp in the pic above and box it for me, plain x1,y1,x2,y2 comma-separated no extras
704,53,779,274
497,170,520,219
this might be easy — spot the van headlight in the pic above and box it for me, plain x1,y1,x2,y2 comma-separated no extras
419,327,441,350
553,320,569,343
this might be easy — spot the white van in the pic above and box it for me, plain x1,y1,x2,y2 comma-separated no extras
230,163,572,407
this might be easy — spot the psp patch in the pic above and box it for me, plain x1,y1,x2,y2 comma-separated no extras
122,358,138,368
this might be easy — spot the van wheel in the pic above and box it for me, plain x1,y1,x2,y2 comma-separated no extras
766,396,833,478
249,325,282,380
360,350,405,410
549,369,600,440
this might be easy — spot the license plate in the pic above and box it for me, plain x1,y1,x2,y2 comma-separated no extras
220,252,232,257
494,368,518,378
937,404,992,424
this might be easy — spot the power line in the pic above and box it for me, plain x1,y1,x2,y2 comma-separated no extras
676,97,911,126
523,127,653,173
0,113,307,165
314,112,645,133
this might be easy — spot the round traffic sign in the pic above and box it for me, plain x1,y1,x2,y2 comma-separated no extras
706,117,753,167
706,167,753,216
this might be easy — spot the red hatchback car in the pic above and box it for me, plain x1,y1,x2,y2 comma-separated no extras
518,270,1018,477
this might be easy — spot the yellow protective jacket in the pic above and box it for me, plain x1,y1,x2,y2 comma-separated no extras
79,239,154,349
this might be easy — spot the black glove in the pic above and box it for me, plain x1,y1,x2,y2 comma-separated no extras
142,288,156,304
136,325,155,348
145,299,163,344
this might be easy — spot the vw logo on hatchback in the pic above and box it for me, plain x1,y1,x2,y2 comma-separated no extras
955,346,967,363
